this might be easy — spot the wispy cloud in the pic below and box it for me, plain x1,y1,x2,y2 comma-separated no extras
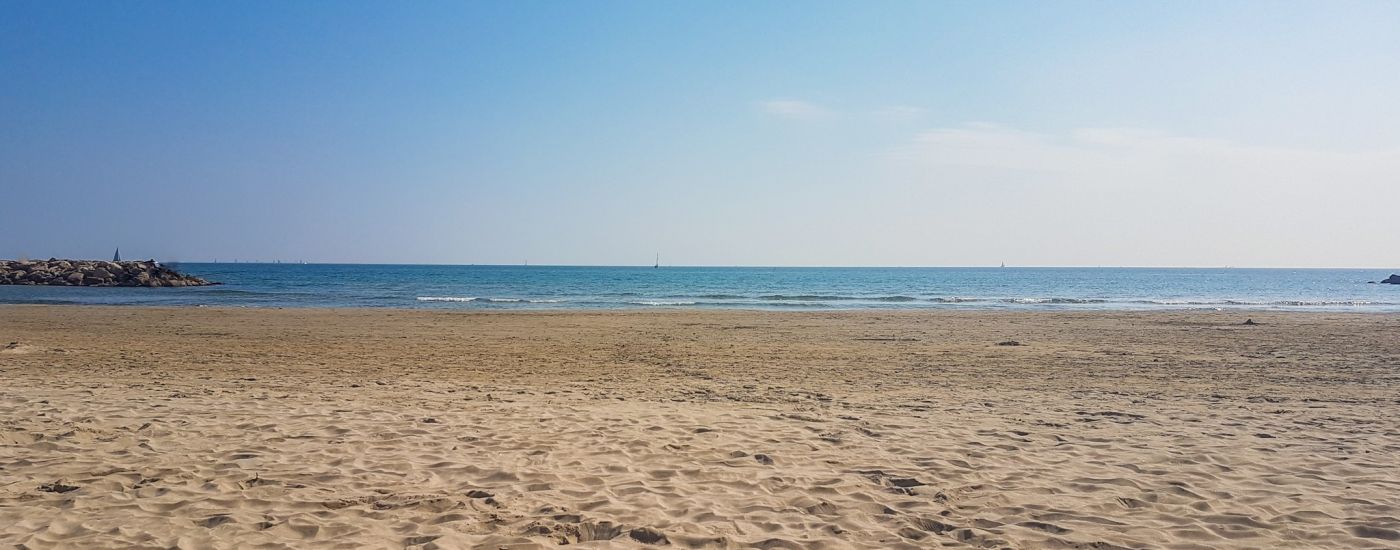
757,99,831,121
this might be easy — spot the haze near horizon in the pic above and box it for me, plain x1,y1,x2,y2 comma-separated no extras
3,1,1398,267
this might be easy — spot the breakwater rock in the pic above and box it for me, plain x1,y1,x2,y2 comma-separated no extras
0,259,217,287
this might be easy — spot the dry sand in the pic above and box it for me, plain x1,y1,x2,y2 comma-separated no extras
1,305,1398,549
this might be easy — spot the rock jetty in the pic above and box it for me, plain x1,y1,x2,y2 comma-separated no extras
1381,274,1400,285
0,259,216,287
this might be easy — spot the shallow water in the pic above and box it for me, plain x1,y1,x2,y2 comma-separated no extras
1,264,1397,311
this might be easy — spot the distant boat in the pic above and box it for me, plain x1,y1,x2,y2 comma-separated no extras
654,253,660,269
1000,262,1005,268
113,248,121,262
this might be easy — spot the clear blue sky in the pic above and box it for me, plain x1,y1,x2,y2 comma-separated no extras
3,1,1397,266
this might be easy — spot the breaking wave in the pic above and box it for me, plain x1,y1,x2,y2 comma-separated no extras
1128,299,1391,307
412,295,1392,308
1002,298,1109,304
756,294,919,302
417,296,476,302
416,296,562,303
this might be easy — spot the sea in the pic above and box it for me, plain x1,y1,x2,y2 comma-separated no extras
1,264,1398,312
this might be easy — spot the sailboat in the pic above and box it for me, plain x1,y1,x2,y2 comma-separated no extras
113,248,121,262
654,253,660,269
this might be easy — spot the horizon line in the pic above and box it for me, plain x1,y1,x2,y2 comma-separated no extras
159,261,1398,270
5,257,1396,270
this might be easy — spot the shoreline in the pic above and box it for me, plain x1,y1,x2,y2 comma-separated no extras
3,305,1398,547
3,302,1400,314
7,264,1398,312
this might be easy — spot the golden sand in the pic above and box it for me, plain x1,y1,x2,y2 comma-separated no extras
1,306,1398,548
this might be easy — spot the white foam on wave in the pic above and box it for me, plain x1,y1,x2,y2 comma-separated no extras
416,295,1387,308
417,296,564,304
1134,299,1389,307
417,296,476,302
1271,300,1379,306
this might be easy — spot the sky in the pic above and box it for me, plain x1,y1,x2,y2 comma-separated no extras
2,1,1398,267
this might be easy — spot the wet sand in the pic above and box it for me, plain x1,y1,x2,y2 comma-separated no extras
1,306,1398,548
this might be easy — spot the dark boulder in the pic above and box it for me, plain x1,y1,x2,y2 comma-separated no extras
1382,274,1400,285
0,259,217,287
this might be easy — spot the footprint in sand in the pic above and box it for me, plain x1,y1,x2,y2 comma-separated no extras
38,481,79,493
2,342,37,355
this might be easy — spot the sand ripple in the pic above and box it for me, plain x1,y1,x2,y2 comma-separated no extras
1,307,1398,548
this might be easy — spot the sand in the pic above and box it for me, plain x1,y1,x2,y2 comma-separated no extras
1,306,1398,549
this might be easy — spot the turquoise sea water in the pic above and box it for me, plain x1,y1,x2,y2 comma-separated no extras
1,264,1398,311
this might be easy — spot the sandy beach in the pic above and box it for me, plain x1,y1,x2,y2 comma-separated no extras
1,305,1397,549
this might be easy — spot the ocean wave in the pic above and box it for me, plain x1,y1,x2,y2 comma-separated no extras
1001,298,1108,304
417,296,477,302
757,294,919,302
1129,299,1256,306
1270,300,1383,306
1129,299,1255,306
199,289,268,296
416,296,563,303
759,294,856,301
928,297,986,303
1129,299,1391,307
0,298,86,306
624,299,834,308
